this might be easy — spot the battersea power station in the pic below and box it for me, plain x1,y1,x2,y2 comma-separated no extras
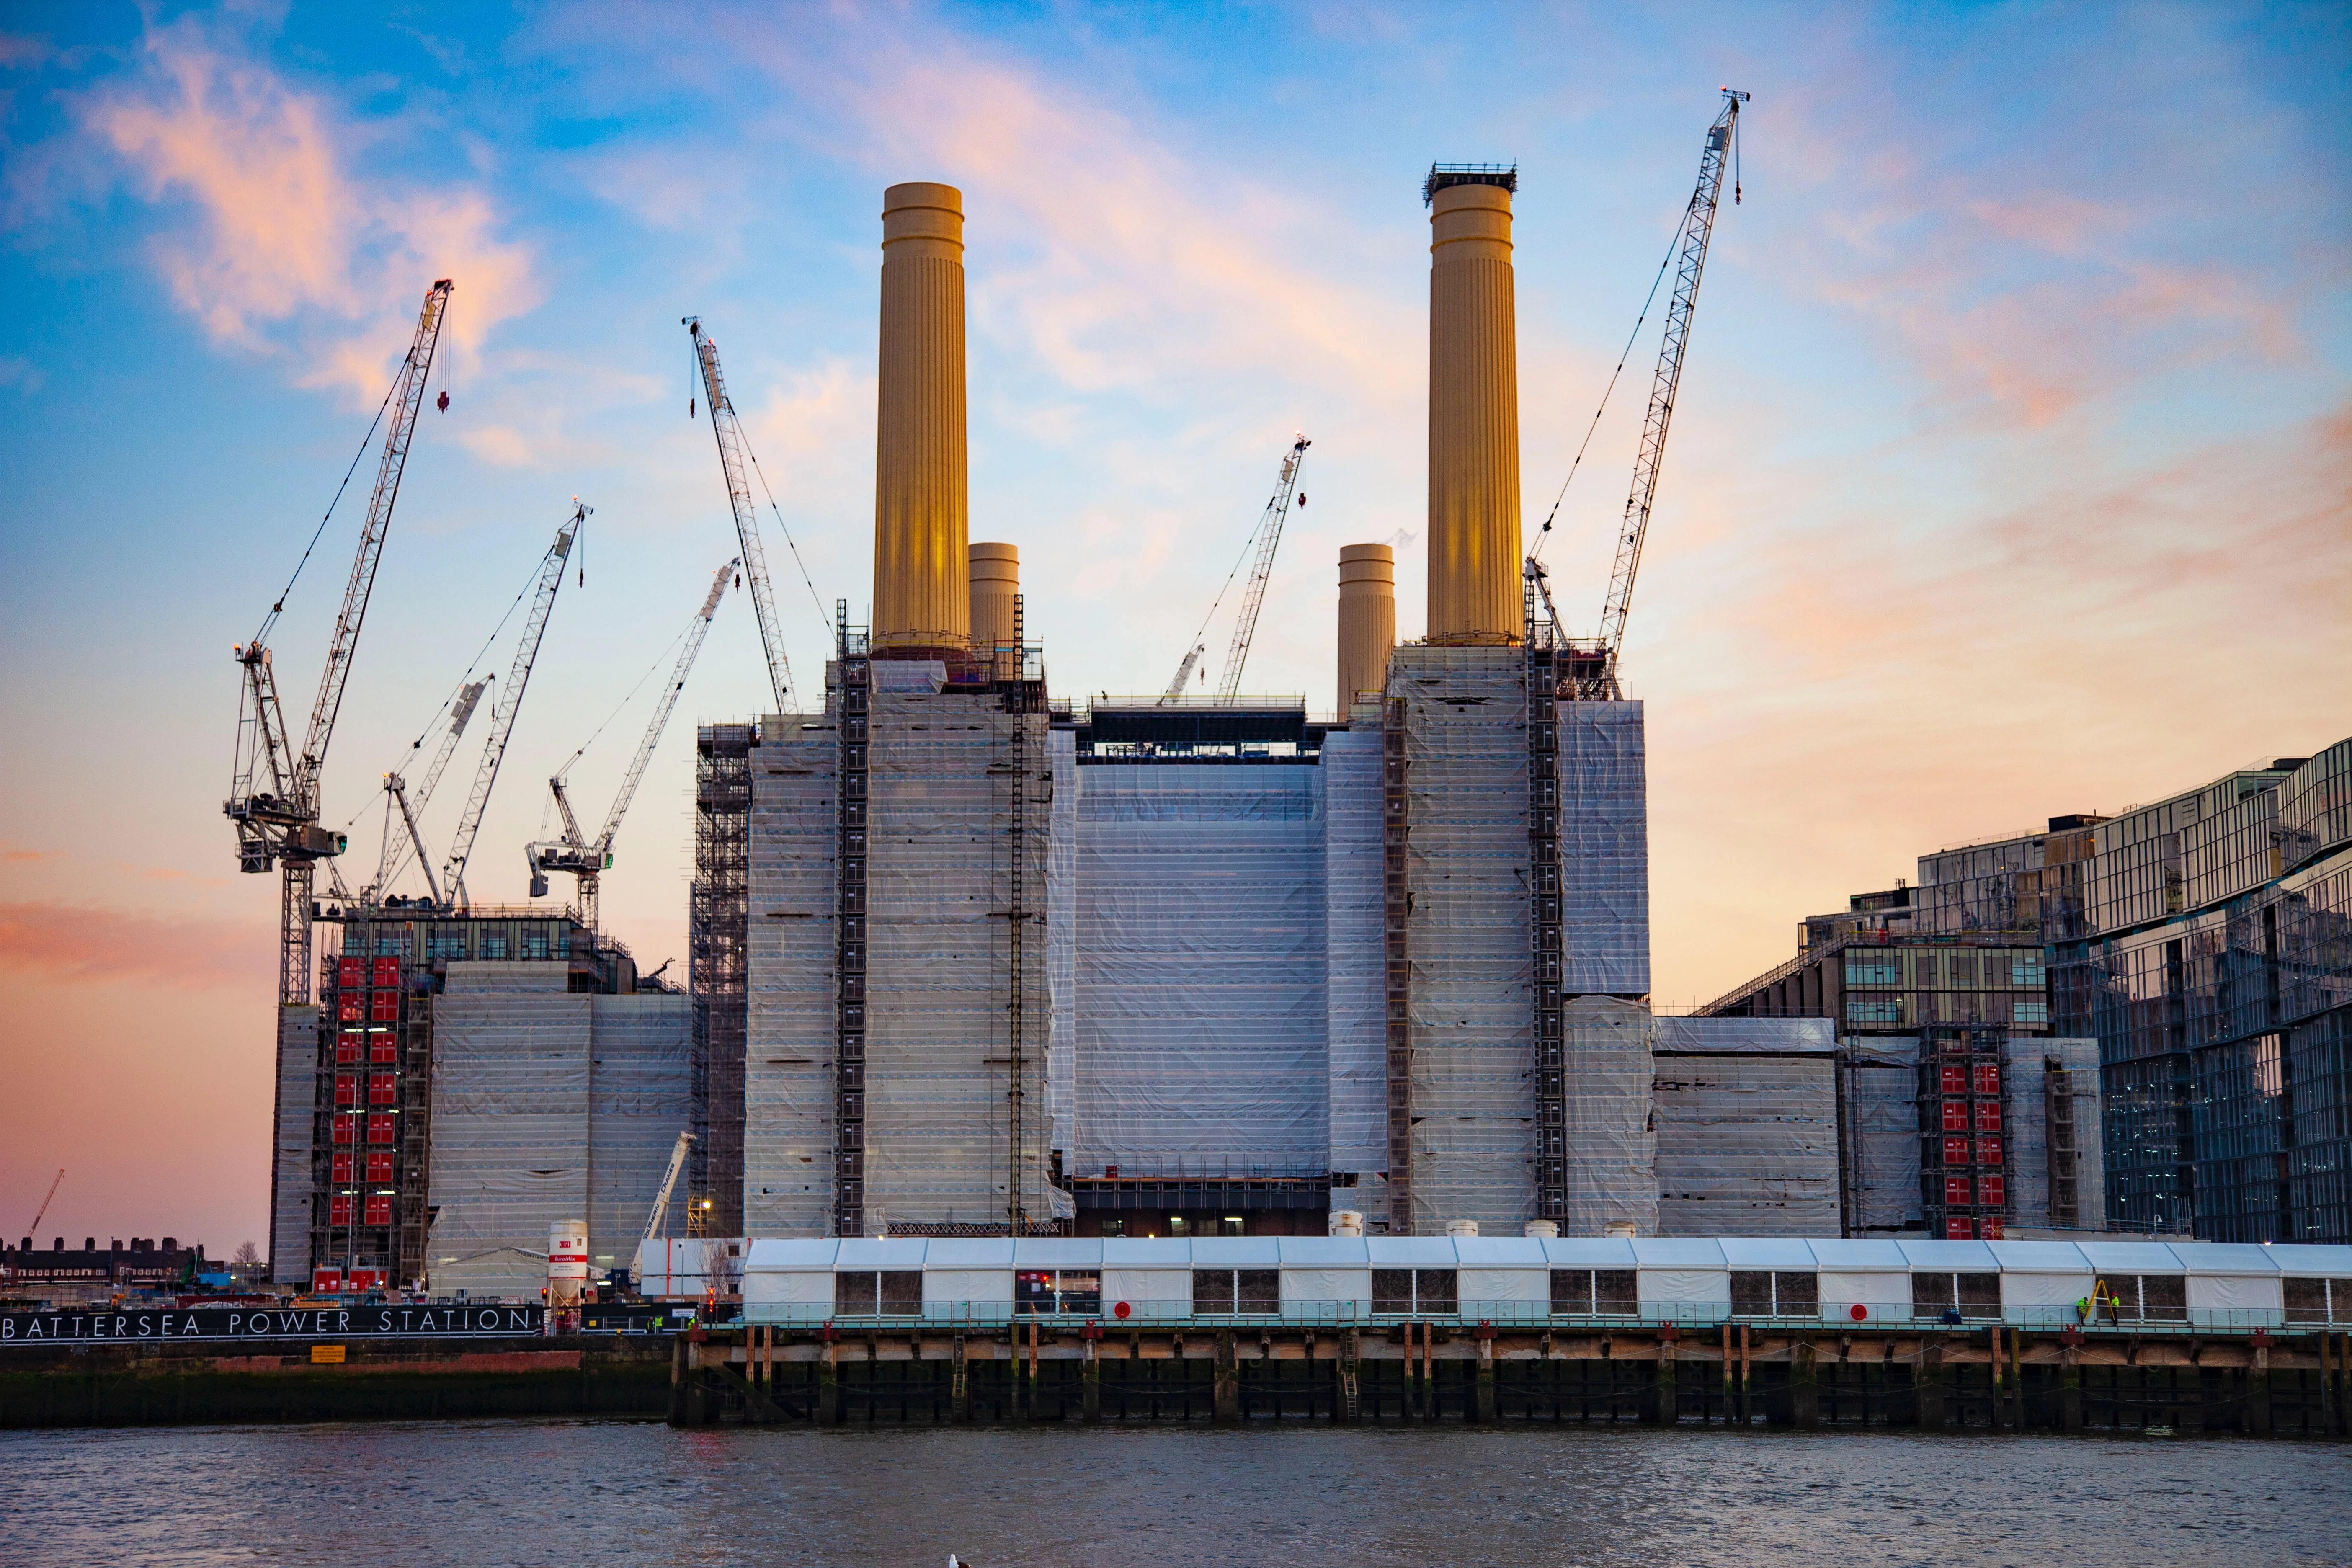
690,173,1688,1253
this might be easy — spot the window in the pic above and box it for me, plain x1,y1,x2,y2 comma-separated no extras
1098,1220,1125,1238
1845,955,1901,987
1912,1272,2001,1320
373,931,407,957
834,1271,923,1315
1847,996,1901,1024
1549,1269,1638,1315
1731,1271,1818,1317
2285,1278,2343,1324
1018,1271,1101,1315
1372,1269,1457,1315
1220,1217,1245,1236
1192,1269,1279,1314
2014,1000,2049,1026
2012,954,2045,987
479,931,509,960
1167,1217,1189,1238
426,928,467,962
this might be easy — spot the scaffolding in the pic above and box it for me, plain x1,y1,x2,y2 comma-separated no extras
1323,726,1386,1177
691,722,756,1234
742,704,837,1238
1392,645,1535,1233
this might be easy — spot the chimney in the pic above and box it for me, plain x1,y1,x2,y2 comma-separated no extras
873,181,970,655
968,542,1019,663
1425,172,1522,645
1336,544,1395,713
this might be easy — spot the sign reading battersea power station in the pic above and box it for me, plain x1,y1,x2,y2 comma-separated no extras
0,1305,543,1342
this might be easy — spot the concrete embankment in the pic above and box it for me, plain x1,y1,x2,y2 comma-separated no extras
0,1335,673,1427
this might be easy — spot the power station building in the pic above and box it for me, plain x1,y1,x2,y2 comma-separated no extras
688,172,1695,1246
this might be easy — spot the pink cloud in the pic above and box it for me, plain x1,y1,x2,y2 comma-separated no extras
77,16,539,400
0,901,274,991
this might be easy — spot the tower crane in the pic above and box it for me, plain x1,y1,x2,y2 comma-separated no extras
527,557,736,930
684,318,794,713
439,503,585,908
1573,90,1746,700
227,279,454,1005
1215,436,1308,702
369,677,487,903
1163,436,1310,704
640,1132,696,1243
23,1168,64,1238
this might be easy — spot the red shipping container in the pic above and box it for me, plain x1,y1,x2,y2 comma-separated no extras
369,1033,397,1065
1945,1176,1971,1206
332,1113,358,1145
334,1034,360,1065
1981,1219,2004,1240
372,957,400,986
1939,1063,1968,1094
338,995,362,1023
1944,1136,1971,1167
338,958,362,987
329,1194,353,1226
348,1269,384,1290
333,1075,358,1108
331,1152,353,1183
1978,1174,2005,1207
369,1073,396,1106
1973,1063,2001,1095
1945,1217,1975,1240
312,1269,343,1292
367,1151,395,1183
1974,1101,2002,1131
366,1112,395,1144
1941,1099,1969,1132
370,993,399,1022
1977,1136,2003,1166
363,1194,392,1226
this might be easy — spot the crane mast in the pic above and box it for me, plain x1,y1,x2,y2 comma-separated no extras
1213,435,1309,704
227,278,454,1004
684,318,794,713
1578,90,1745,700
527,558,734,930
440,505,583,908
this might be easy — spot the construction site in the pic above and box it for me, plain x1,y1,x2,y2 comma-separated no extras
173,85,2350,1365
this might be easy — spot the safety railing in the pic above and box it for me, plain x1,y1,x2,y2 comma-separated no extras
734,1297,2331,1334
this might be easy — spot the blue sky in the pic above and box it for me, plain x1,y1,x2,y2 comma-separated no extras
2,1,2346,1248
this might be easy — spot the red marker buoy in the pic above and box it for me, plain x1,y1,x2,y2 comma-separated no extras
1114,1300,1132,1320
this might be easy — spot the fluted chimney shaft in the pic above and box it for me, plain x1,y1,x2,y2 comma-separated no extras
874,182,969,652
1426,181,1522,645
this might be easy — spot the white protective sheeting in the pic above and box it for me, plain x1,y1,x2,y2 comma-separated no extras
2187,1274,2285,1321
1070,763,1328,1174
859,688,1054,1228
1653,1042,1836,1236
1458,1268,1548,1303
1841,1035,1923,1234
1818,1271,1910,1323
923,1271,1014,1308
1998,1270,2093,1313
1282,1269,1373,1308
1639,1269,1731,1309
425,985,592,1290
1323,726,1387,1174
587,995,692,1271
1395,646,1536,1233
745,718,838,1237
1652,1016,1835,1053
1556,701,1650,994
269,1004,319,1285
1105,1269,1193,1310
1563,997,1658,1236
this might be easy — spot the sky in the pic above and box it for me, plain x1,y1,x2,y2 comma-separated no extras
1,1,2345,1255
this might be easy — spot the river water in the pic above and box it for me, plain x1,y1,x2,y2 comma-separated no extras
2,1422,2346,1566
